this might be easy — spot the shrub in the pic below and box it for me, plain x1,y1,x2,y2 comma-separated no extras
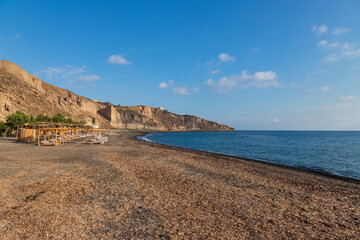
64,118,73,123
0,121,10,136
29,114,36,123
0,121,7,131
4,112,82,130
35,114,51,122
51,113,65,122
6,111,30,129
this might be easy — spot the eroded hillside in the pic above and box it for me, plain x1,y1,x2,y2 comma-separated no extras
0,60,233,131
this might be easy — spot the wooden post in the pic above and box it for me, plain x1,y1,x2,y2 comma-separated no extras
38,128,40,146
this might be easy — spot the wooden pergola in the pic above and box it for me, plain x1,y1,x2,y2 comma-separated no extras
37,127,79,146
17,122,110,146
35,123,108,146
37,123,82,146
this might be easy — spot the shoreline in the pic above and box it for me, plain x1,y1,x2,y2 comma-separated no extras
1,132,359,239
136,131,360,185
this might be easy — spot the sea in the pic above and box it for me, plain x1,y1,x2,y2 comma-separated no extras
138,131,360,180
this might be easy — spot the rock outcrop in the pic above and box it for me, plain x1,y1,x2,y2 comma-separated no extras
0,60,108,127
0,60,44,93
0,60,233,131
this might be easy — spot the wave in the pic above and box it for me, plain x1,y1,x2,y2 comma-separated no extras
137,135,154,143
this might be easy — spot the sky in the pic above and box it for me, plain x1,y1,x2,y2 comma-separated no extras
1,0,360,130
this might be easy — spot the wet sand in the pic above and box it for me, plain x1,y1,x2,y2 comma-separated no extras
0,132,359,239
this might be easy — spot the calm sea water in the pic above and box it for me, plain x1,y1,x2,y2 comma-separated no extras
139,131,360,180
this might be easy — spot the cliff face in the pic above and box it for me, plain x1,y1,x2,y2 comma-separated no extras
99,104,233,131
0,60,233,131
0,60,109,127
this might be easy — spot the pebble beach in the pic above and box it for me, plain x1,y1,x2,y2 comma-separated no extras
0,132,359,239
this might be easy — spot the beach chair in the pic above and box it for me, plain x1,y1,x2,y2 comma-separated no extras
89,138,105,144
40,140,56,146
95,135,108,142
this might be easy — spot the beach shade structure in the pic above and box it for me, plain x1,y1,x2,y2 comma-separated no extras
34,123,82,146
34,123,111,146
17,123,38,142
37,128,60,146
18,128,36,143
14,122,113,146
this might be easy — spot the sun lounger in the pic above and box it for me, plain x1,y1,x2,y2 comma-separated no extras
95,136,108,142
88,138,105,144
40,140,56,146
90,138,104,142
89,141,104,144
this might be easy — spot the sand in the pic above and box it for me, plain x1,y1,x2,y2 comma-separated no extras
0,132,359,239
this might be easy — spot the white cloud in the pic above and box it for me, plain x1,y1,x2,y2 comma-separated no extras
159,81,198,95
37,67,63,79
36,65,101,87
211,69,221,74
206,70,279,93
206,78,236,90
192,87,200,92
312,24,328,34
325,54,338,62
328,42,341,48
204,59,214,67
333,27,352,35
317,40,341,49
158,82,168,88
274,118,280,123
317,40,328,47
158,80,174,89
314,27,360,62
108,55,130,65
78,75,102,83
218,53,235,62
317,102,353,111
343,48,360,57
254,71,277,81
341,42,352,50
172,87,190,95
321,86,330,92
37,66,88,80
339,95,356,100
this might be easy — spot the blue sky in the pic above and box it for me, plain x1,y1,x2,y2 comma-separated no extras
1,0,360,130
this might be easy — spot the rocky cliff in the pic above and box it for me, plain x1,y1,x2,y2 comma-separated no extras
0,60,233,131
